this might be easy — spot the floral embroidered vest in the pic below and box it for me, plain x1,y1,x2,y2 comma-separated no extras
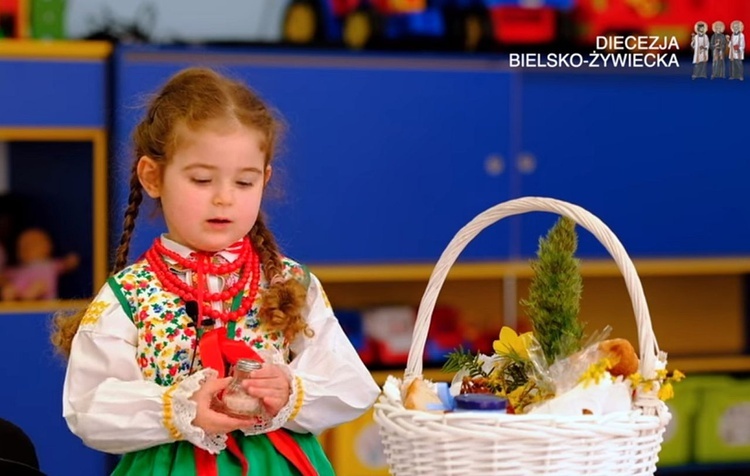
107,257,310,387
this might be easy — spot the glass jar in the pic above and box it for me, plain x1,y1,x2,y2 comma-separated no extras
214,358,270,427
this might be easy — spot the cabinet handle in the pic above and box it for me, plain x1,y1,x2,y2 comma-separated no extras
516,153,537,174
484,154,505,176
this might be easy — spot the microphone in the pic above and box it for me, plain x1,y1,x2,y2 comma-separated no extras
185,300,199,327
186,300,203,375
185,300,216,328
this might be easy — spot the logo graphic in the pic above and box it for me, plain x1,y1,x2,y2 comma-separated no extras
696,19,744,80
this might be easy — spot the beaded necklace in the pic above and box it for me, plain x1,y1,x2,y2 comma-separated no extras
145,237,261,324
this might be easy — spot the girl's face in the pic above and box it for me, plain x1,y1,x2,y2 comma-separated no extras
139,122,271,252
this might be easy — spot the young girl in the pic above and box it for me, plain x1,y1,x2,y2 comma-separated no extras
52,67,381,475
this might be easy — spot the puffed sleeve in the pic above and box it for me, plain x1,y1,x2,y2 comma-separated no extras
283,274,381,435
63,283,226,454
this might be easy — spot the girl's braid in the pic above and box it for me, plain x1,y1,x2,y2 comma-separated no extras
113,158,144,272
250,214,311,342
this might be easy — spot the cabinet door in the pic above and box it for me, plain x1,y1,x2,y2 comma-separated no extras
0,312,109,476
0,59,107,127
115,50,512,263
516,71,750,259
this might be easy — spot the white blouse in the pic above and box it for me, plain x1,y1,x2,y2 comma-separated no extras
62,236,381,455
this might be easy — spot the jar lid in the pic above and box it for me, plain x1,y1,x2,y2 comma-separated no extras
454,393,508,411
235,359,263,372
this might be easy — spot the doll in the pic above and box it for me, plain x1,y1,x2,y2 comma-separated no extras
1,228,79,301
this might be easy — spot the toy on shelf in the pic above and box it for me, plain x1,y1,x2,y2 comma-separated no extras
424,305,474,366
282,0,575,51
362,305,415,366
0,0,21,38
335,308,375,365
572,0,750,54
1,227,79,301
29,0,66,39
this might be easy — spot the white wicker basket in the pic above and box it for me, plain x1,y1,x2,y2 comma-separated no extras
374,197,672,476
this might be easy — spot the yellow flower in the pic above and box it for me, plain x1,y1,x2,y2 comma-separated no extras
658,382,674,401
488,370,503,389
507,385,528,408
628,372,643,387
493,326,532,360
671,370,686,382
578,358,614,388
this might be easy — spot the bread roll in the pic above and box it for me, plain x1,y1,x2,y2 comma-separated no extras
599,338,639,377
402,378,442,411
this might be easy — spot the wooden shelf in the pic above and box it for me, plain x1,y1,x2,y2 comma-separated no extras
0,299,90,314
0,127,105,141
310,257,750,283
668,355,750,373
370,368,453,386
369,355,750,385
0,40,112,59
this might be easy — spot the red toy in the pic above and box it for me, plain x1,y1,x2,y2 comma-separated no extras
0,0,22,38
572,0,750,53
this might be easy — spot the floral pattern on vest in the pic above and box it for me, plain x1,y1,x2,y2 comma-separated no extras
110,257,309,387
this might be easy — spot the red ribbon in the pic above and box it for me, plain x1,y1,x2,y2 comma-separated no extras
194,327,318,476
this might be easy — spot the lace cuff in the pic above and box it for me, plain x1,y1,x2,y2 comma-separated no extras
170,368,227,454
242,363,302,436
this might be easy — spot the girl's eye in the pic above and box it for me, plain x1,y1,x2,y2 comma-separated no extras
191,178,211,184
236,181,254,187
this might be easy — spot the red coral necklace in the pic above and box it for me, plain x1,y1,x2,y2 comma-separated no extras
145,237,261,323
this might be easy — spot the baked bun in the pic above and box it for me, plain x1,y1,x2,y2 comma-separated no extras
599,338,639,377
402,378,442,411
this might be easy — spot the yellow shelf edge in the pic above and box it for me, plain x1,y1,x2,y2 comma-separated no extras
0,40,112,59
370,368,453,386
310,257,750,283
668,355,750,373
0,127,105,141
0,299,90,314
369,355,750,385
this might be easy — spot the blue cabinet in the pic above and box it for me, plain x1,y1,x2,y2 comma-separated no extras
0,43,112,476
114,48,750,264
516,70,750,258
0,312,109,476
0,59,107,127
114,48,513,263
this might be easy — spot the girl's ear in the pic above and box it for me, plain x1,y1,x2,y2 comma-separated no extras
264,165,273,188
137,156,162,198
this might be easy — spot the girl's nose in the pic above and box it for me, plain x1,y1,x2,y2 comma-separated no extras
212,185,233,206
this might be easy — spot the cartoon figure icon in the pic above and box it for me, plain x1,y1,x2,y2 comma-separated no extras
729,20,745,80
711,21,728,79
691,21,710,79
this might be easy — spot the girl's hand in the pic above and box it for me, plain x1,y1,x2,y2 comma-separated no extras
190,377,251,434
241,364,291,417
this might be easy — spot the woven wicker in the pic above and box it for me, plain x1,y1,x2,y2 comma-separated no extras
374,197,671,475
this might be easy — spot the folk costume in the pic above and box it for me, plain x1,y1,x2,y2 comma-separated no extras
63,235,380,475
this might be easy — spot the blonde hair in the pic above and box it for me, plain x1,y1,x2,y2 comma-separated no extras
52,68,311,357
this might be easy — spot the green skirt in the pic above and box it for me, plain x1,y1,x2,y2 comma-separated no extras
112,431,335,476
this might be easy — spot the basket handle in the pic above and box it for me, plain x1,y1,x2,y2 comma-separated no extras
405,196,662,382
